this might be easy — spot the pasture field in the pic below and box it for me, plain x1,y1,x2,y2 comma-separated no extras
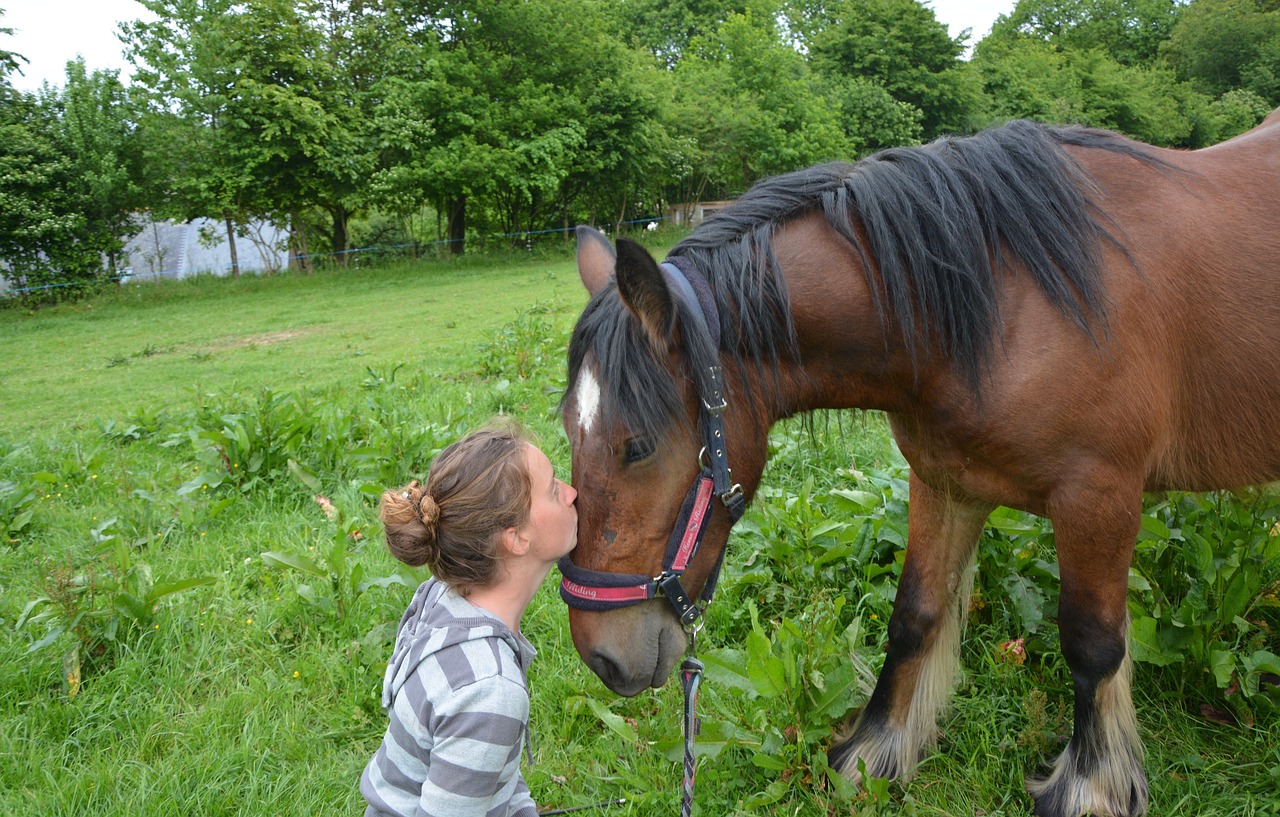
1,248,1277,817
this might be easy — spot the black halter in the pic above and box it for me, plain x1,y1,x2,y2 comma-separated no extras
558,256,747,629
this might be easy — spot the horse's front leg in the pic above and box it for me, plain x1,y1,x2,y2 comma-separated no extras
830,472,991,784
1028,477,1148,817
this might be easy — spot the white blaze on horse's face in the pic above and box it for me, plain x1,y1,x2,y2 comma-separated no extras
575,365,602,435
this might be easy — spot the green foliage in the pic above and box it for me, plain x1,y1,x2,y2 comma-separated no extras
695,595,873,809
0,66,141,300
1129,491,1280,718
995,0,1181,67
1163,0,1280,106
175,389,312,494
0,477,38,540
805,0,978,138
262,482,414,620
475,301,569,382
673,10,852,192
16,516,216,671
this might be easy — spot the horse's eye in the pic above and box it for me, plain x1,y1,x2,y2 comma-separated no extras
623,437,655,464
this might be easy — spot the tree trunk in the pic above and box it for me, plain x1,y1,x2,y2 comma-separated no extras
289,214,314,275
331,204,350,267
447,194,466,256
225,212,240,278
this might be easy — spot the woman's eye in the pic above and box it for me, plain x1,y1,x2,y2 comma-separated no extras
623,437,655,464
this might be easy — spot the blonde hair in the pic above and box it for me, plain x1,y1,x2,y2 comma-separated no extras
380,424,532,595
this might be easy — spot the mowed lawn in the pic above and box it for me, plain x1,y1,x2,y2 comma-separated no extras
0,253,588,436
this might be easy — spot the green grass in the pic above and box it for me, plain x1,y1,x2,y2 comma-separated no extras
0,254,588,436
1,248,1277,817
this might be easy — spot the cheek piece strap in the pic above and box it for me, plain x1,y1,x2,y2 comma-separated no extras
557,257,746,629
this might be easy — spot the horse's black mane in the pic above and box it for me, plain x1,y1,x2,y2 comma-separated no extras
566,120,1157,442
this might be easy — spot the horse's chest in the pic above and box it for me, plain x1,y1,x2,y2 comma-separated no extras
887,414,1050,513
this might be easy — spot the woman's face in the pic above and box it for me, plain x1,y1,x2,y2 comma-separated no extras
520,444,578,562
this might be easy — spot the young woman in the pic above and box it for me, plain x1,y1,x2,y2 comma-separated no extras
360,423,577,817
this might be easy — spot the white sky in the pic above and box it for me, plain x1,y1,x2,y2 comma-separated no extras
2,0,1016,93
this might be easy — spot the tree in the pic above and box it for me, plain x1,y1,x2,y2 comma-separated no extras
672,10,851,196
1163,0,1280,106
0,55,146,297
389,0,673,251
125,0,390,269
993,0,1181,66
804,0,978,138
54,60,148,275
124,0,261,275
614,0,779,67
971,0,1270,146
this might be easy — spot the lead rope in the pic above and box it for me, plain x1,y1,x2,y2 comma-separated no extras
678,628,704,817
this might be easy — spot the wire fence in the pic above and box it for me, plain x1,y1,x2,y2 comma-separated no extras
1,216,669,298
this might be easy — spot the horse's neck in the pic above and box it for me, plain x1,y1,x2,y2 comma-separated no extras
769,218,934,417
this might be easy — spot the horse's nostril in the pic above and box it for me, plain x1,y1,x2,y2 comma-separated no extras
589,648,623,689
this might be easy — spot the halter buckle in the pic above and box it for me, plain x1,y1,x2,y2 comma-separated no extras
701,366,727,414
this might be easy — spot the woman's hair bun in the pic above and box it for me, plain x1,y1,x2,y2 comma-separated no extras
416,491,440,529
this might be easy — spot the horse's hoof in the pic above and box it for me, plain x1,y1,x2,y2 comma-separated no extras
1026,770,1149,817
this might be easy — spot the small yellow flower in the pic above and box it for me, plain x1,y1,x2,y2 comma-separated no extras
154,624,160,630
246,618,254,625
293,671,300,678
200,532,206,537
91,474,97,479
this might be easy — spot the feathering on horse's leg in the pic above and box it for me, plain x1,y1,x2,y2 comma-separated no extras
1029,486,1148,817
830,474,989,786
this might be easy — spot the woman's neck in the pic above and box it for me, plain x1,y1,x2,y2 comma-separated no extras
465,557,556,633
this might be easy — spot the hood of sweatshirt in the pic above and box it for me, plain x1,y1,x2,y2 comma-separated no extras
379,577,534,709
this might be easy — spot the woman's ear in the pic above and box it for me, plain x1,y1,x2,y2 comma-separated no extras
501,525,530,558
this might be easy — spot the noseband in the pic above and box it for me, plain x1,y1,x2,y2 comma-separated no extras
558,256,747,630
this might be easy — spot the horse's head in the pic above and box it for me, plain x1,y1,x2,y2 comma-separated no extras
559,227,770,695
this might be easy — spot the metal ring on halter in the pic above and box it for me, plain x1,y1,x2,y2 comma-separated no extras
684,615,705,657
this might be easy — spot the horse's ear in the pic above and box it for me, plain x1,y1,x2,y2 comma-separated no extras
576,226,615,296
615,237,675,354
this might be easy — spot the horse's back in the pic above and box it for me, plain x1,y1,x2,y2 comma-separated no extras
1091,110,1280,490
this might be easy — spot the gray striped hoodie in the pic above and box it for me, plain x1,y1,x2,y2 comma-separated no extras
361,578,539,817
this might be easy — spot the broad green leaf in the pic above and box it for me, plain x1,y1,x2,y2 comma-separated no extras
1209,649,1237,689
145,576,217,603
655,718,759,761
741,777,789,808
261,551,327,578
26,624,66,654
702,648,758,694
1245,650,1280,677
1220,571,1254,623
830,488,879,510
1130,616,1179,666
579,696,637,744
288,459,321,493
16,597,50,629
358,574,415,592
746,629,785,697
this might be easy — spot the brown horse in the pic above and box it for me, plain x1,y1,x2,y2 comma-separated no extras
557,110,1280,817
